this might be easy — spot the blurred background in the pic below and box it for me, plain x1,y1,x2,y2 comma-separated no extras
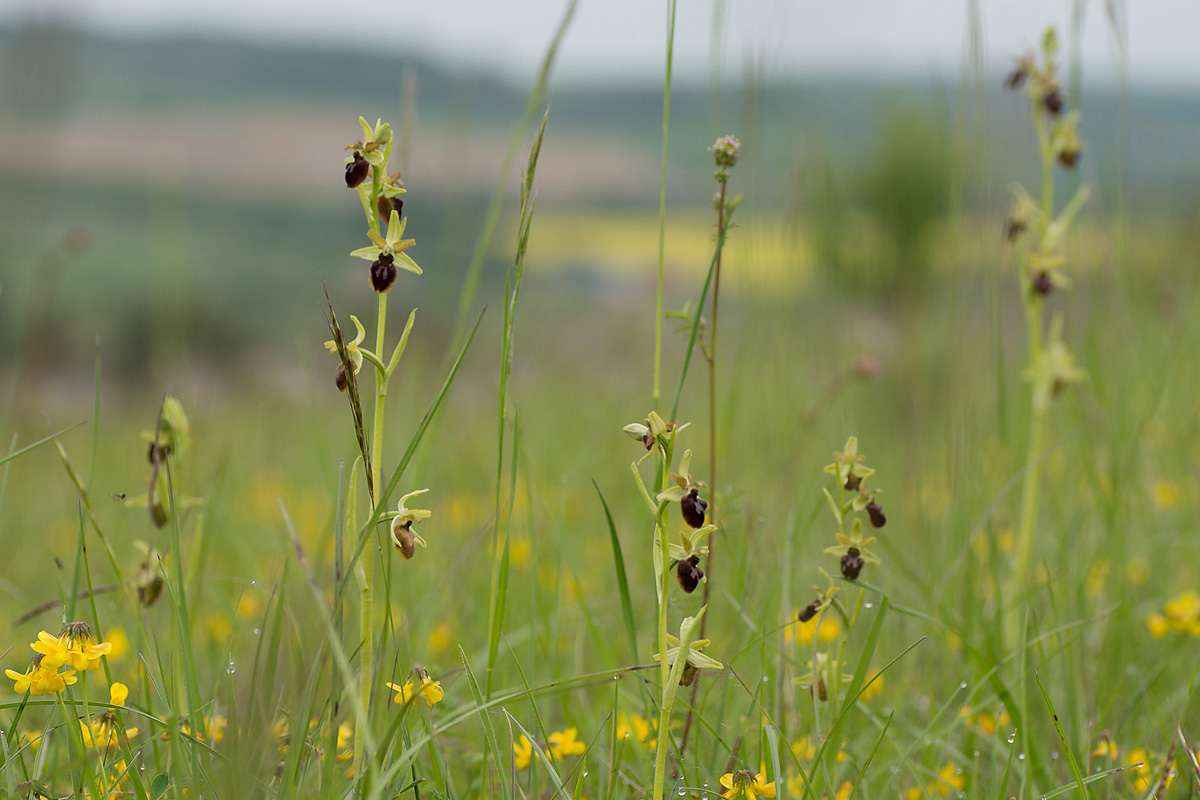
2,0,1199,400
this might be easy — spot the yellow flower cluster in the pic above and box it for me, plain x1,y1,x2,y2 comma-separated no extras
177,714,228,744
785,737,847,795
512,727,586,769
959,705,1011,735
785,612,841,645
1090,739,1198,794
5,623,112,696
616,713,664,751
905,764,964,800
273,716,354,765
80,683,138,749
1146,591,1200,637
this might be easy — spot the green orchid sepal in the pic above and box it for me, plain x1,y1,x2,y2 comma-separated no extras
349,211,422,275
652,610,724,674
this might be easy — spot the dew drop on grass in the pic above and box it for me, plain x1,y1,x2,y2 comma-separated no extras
864,602,873,608
973,751,979,757
1051,752,1059,759
227,660,237,674
762,675,769,682
1018,754,1025,760
959,681,968,689
253,628,260,635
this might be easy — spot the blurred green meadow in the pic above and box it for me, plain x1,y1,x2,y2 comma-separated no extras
1,16,1200,800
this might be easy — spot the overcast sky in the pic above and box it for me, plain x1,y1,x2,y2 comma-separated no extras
4,0,1199,89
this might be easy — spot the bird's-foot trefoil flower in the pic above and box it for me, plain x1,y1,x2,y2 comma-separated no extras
32,623,113,671
720,770,776,800
512,735,533,770
386,667,443,706
548,728,585,759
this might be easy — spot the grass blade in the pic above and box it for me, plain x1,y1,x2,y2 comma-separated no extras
0,421,85,468
449,0,578,354
593,480,638,662
1033,669,1089,800
459,647,514,800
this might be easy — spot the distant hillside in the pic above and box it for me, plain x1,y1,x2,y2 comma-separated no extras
4,22,1200,195
2,22,1199,377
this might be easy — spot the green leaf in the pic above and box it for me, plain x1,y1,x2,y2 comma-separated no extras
594,480,638,661
150,773,170,799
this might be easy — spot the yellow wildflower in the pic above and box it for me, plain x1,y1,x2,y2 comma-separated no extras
109,682,130,707
787,613,841,645
1126,558,1150,585
236,594,263,619
1129,748,1153,793
616,713,651,746
1146,590,1200,637
386,669,444,706
513,734,533,770
35,623,113,671
548,727,585,759
206,613,233,643
1128,747,1175,794
793,735,817,760
80,712,138,748
1090,736,1118,762
1085,559,1109,598
106,626,130,660
908,762,964,798
427,623,453,656
931,763,963,795
179,714,227,743
1152,480,1179,510
858,673,883,701
720,770,776,800
335,722,354,763
5,661,78,696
